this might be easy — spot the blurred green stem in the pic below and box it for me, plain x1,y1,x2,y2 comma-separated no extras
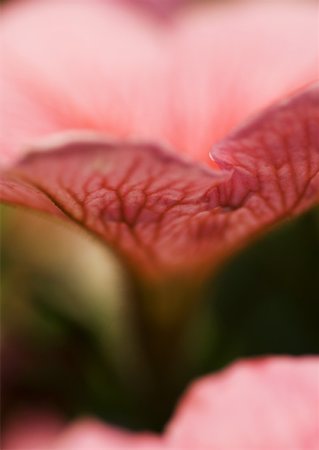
127,274,203,429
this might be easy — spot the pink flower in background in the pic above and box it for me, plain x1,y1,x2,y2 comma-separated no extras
3,358,319,449
1,0,319,448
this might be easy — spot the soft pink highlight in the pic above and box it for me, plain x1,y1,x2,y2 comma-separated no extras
1,0,317,166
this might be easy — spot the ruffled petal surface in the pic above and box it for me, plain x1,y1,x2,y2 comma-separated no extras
1,86,318,277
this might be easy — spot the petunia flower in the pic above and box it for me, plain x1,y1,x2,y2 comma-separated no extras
1,0,318,280
1,0,319,448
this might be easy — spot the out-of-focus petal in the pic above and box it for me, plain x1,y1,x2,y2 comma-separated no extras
171,1,318,160
3,358,318,449
0,0,317,166
3,416,162,450
118,0,183,17
50,420,162,450
1,86,318,278
2,410,64,450
0,0,168,167
166,357,319,448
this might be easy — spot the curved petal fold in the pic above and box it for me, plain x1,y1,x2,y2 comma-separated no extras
1,86,318,278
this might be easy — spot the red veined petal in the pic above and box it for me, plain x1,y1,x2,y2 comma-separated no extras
1,86,318,279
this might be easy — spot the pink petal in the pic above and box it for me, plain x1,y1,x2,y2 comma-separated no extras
2,410,64,450
3,415,162,450
1,86,318,278
1,0,317,166
166,356,319,448
50,420,162,450
3,358,318,449
118,0,183,17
